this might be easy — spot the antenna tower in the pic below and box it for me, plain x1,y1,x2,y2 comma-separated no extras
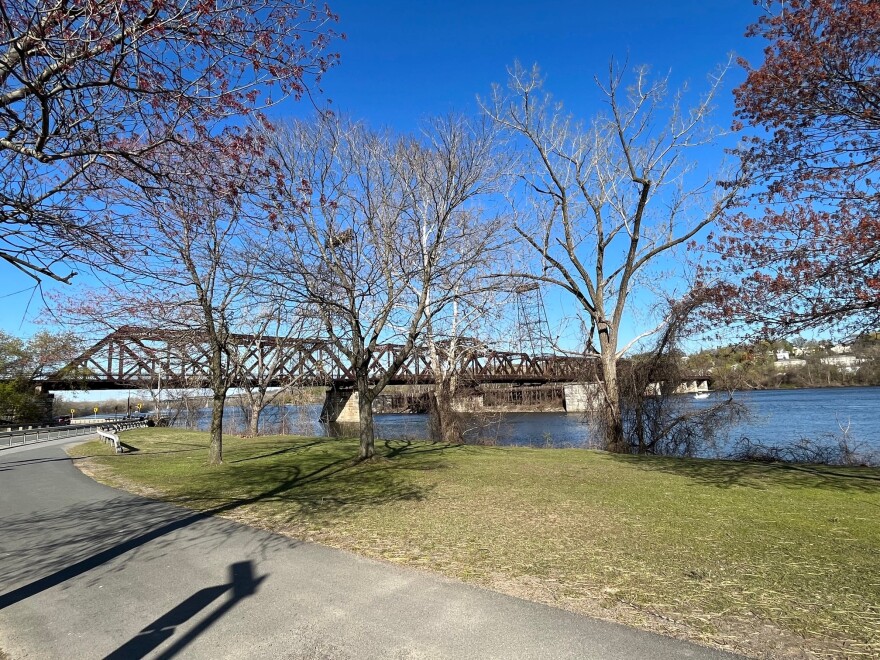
514,283,552,355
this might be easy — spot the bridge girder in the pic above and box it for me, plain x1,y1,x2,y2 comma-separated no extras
40,326,711,391
41,326,611,390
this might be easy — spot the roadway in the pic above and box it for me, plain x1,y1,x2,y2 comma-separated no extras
0,440,741,659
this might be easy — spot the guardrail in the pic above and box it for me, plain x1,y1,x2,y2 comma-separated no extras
0,424,101,450
97,420,149,453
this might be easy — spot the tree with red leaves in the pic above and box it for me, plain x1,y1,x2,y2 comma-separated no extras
0,0,340,284
713,0,880,336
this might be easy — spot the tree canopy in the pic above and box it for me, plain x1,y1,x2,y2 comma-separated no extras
0,330,82,422
0,0,340,284
710,0,880,336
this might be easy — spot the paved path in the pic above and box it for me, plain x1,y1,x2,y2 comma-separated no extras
0,441,741,659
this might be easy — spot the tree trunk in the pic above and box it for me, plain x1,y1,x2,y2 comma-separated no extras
248,401,261,436
600,352,627,453
209,390,225,464
429,379,463,444
208,340,227,464
357,371,375,460
634,389,646,454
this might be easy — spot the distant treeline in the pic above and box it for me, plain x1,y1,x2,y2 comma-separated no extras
59,387,327,417
685,336,880,390
55,397,155,417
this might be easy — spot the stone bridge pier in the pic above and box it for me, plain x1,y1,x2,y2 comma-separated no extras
319,387,360,423
674,379,711,394
562,384,603,412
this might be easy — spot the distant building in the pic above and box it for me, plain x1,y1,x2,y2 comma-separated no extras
774,357,807,370
820,354,863,372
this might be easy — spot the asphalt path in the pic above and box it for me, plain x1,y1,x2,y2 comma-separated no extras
0,440,742,659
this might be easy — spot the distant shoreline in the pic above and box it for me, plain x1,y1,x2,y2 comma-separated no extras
718,383,880,393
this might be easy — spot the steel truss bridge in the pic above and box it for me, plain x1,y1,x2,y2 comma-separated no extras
42,326,605,391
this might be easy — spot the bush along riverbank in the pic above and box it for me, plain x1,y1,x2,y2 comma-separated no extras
69,429,880,659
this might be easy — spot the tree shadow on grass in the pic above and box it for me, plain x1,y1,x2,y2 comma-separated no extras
0,437,440,613
167,438,442,520
122,444,204,455
382,438,464,463
228,439,325,464
111,442,206,456
606,454,880,493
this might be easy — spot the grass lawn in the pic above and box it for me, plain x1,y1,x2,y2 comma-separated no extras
69,429,880,659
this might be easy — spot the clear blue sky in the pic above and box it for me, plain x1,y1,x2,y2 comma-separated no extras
1,1,765,341
308,0,763,127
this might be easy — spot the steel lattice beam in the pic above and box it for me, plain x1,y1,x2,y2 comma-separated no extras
41,326,709,391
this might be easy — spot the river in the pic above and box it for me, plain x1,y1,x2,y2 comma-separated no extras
174,386,880,458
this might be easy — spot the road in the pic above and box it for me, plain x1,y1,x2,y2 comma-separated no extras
0,439,741,659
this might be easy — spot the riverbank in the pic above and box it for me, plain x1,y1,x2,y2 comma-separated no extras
69,430,880,659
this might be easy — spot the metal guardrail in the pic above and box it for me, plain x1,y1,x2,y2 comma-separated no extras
0,423,102,450
97,420,149,453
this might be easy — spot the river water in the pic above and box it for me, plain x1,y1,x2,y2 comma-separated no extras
178,386,880,457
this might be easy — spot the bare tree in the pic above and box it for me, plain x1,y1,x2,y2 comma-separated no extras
420,236,515,444
161,376,211,431
257,115,502,459
57,140,259,463
616,295,748,455
483,62,743,452
229,297,318,436
395,116,511,444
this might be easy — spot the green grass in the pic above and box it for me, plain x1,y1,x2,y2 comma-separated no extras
70,429,880,658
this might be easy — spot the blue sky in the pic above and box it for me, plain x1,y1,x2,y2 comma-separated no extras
1,1,765,343
307,0,763,128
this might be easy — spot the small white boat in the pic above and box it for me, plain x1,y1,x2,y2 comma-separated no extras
693,392,710,400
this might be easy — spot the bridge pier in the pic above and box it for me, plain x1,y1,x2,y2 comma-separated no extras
562,383,603,413
450,394,485,412
672,379,711,394
319,387,360,423
323,383,610,421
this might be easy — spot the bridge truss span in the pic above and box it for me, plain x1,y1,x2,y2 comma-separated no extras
46,326,603,390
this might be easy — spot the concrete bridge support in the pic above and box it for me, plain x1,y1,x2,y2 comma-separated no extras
319,387,361,423
562,384,603,413
672,379,711,394
450,395,485,413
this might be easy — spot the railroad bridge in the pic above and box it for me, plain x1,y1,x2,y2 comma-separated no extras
42,326,711,422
